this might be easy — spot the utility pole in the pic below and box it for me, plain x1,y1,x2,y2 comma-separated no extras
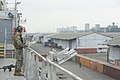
14,0,17,27
14,0,21,27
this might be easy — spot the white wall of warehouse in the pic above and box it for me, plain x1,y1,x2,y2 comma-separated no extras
109,46,120,61
50,33,112,52
78,33,111,48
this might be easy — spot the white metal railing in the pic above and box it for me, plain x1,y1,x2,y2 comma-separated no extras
23,46,83,80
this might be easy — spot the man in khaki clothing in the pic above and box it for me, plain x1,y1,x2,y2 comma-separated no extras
13,26,27,76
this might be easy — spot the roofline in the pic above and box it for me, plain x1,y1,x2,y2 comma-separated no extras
51,37,77,40
50,32,113,40
94,32,114,38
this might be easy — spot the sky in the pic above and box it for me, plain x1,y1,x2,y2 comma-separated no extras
6,0,120,33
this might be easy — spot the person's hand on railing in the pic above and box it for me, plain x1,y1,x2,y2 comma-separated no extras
27,41,36,47
25,45,28,48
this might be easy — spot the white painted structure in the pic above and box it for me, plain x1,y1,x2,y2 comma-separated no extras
109,46,120,62
77,33,112,52
104,37,120,63
23,42,83,80
50,32,112,53
85,23,90,32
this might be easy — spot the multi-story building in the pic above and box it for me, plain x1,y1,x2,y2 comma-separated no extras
90,22,120,32
85,23,90,32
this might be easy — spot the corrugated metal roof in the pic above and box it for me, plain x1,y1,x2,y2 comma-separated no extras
99,32,120,38
50,32,92,40
49,32,116,40
103,37,120,46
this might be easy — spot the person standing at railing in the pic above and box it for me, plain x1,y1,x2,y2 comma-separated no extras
13,26,27,76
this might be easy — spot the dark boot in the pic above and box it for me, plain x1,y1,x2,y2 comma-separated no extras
14,69,18,76
14,69,24,76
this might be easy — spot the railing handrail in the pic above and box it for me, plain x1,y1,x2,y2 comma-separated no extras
28,47,83,80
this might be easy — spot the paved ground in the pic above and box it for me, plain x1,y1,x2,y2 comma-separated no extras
81,53,107,62
60,61,116,80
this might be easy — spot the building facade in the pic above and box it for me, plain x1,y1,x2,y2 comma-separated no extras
49,32,113,53
77,33,112,53
104,37,120,64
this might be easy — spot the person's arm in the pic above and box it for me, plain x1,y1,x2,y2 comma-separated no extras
16,36,27,48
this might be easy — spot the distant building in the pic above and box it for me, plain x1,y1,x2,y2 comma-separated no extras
98,27,107,32
48,32,113,53
57,26,77,33
90,22,120,32
106,22,119,32
85,23,90,32
95,24,100,31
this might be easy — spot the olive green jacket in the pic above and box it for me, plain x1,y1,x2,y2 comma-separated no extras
13,33,26,49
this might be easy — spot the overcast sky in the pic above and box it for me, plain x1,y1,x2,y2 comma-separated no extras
7,0,120,33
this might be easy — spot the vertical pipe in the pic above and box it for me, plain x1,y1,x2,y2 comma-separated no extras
4,28,6,58
26,50,32,80
36,55,39,80
25,48,30,80
48,63,52,80
51,65,57,80
41,60,46,80
23,48,27,74
14,0,17,27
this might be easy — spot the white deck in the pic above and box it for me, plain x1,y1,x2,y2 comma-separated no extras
0,58,25,80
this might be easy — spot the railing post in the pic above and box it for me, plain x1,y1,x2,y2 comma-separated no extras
26,48,31,80
36,55,40,80
48,63,52,80
40,60,47,80
24,47,28,77
26,48,39,80
51,65,57,80
47,55,57,80
23,48,26,74
32,52,39,80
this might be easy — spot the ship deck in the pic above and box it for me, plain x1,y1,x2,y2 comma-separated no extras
0,58,115,80
0,58,25,80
